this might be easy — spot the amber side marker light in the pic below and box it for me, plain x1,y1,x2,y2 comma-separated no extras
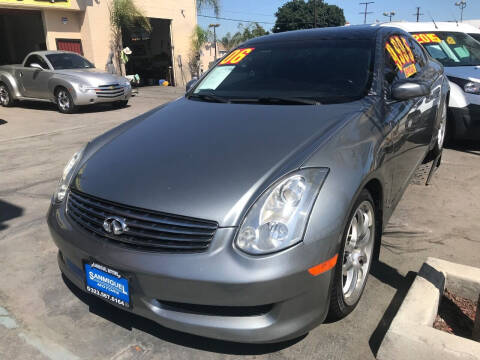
308,254,338,276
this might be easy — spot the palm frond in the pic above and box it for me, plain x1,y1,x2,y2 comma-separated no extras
197,0,220,16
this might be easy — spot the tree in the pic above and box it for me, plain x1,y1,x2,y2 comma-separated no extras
109,0,151,75
273,0,345,33
188,26,212,77
221,23,269,50
197,0,220,16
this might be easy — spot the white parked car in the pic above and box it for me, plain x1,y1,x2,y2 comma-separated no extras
383,22,480,141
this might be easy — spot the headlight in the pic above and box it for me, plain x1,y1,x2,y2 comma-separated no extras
122,80,131,88
53,146,86,203
464,82,480,94
236,168,329,255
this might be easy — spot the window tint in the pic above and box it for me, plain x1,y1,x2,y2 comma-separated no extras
469,33,480,43
192,39,375,104
407,37,427,68
46,53,94,70
25,55,49,69
384,35,420,86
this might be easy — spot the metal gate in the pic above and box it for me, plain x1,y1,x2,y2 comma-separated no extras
56,39,84,55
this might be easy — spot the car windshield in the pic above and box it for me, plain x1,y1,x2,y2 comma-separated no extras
412,31,480,67
468,33,480,43
190,39,374,104
46,53,94,70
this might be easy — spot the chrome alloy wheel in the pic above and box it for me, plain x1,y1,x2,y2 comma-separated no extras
0,85,9,106
57,89,70,111
437,101,447,150
342,201,375,306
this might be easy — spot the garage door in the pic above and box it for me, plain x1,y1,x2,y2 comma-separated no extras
56,39,84,55
0,9,46,65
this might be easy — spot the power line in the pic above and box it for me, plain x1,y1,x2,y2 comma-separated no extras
198,14,275,25
359,2,374,24
198,14,316,26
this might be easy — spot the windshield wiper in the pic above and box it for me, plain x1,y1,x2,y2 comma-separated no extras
188,92,230,103
231,97,320,105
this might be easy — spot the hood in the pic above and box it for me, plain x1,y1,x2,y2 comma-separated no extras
445,66,480,82
72,98,362,226
56,68,126,86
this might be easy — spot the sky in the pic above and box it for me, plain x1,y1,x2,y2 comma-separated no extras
198,0,480,38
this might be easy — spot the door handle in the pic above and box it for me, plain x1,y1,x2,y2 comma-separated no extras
19,72,23,77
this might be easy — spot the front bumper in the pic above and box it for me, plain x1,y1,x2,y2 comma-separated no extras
47,203,335,343
74,86,132,106
449,104,480,140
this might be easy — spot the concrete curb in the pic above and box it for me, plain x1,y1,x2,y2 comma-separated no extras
377,257,480,360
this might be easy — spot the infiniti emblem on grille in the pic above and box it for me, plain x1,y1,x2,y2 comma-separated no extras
103,217,128,235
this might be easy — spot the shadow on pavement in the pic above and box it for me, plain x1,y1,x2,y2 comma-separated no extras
368,261,416,357
62,275,305,355
9,101,131,114
0,199,24,231
445,140,480,156
0,119,7,125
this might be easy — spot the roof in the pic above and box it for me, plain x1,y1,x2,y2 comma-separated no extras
244,25,394,45
379,21,480,34
27,50,74,57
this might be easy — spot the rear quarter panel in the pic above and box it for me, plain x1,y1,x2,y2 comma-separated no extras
0,65,23,98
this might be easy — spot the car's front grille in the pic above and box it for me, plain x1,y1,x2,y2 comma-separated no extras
95,84,124,98
66,189,218,252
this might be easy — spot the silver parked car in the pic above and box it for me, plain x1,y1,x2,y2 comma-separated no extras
0,51,132,113
48,26,448,343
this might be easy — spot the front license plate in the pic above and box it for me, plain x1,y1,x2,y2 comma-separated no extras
84,262,131,309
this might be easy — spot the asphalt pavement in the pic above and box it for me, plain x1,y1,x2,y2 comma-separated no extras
0,86,479,360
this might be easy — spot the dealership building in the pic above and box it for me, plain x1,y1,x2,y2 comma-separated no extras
0,0,197,86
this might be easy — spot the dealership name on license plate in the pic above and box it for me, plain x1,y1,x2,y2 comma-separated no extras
84,262,130,308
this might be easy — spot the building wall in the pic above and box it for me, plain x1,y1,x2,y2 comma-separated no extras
200,42,227,75
42,10,83,52
135,0,197,86
0,0,197,86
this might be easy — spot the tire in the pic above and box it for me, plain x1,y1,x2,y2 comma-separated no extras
432,100,447,157
0,82,15,107
112,100,128,108
55,87,77,114
328,189,378,320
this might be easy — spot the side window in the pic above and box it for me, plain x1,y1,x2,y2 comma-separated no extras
384,34,419,89
407,37,427,68
24,55,49,69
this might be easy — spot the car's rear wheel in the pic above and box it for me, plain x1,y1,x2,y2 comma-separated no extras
0,82,15,107
328,189,377,320
56,87,77,114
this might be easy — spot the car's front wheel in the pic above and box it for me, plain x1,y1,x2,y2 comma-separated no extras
0,82,15,107
328,189,377,320
56,87,77,114
112,100,128,109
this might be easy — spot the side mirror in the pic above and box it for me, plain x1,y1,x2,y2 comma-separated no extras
391,80,430,101
30,63,43,71
186,77,198,92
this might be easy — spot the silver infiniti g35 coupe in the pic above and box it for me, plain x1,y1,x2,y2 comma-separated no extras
47,25,449,343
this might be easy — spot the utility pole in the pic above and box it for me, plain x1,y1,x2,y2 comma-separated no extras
383,11,395,22
360,2,374,24
314,0,318,28
413,7,424,22
209,24,220,60
455,0,467,22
